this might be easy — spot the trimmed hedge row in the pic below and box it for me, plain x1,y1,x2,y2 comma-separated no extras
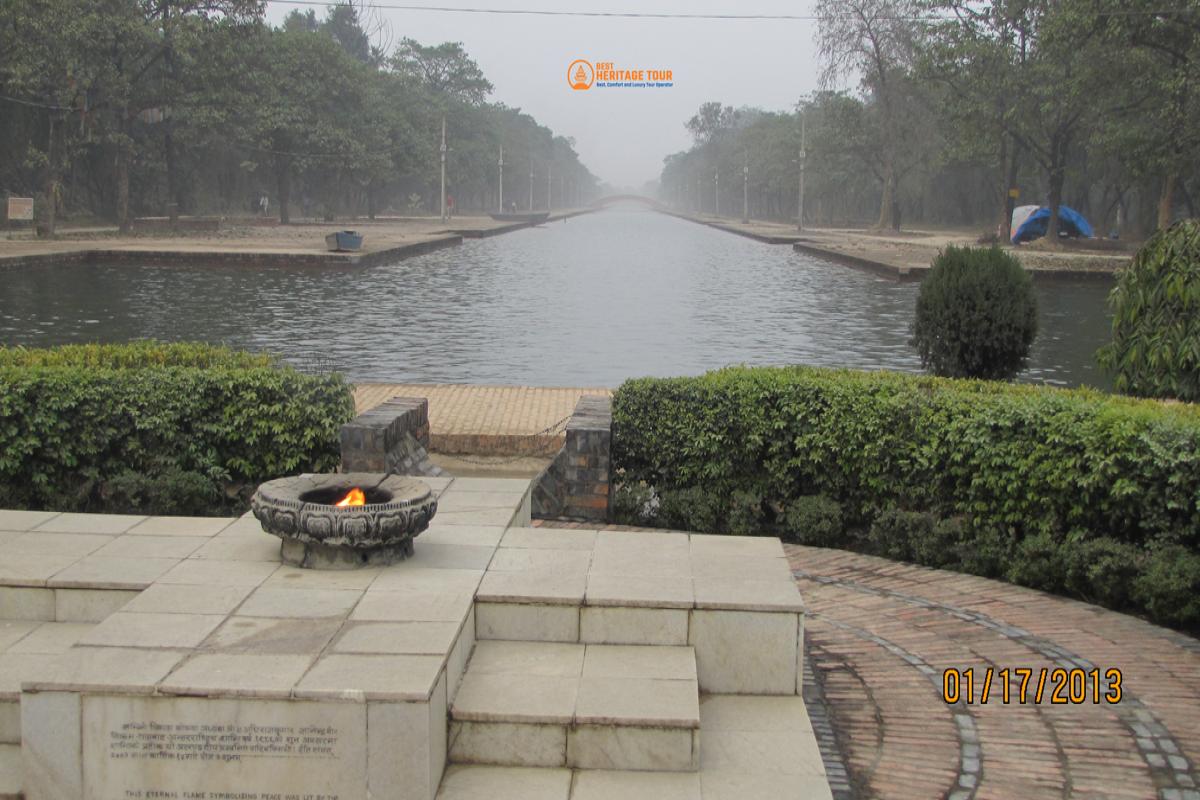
612,366,1200,628
0,343,355,516
0,341,277,369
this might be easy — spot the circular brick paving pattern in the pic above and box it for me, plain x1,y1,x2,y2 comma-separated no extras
789,545,1200,800
535,522,1200,799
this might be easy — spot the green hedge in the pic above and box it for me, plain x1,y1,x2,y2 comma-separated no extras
0,341,277,369
612,366,1200,628
0,343,355,516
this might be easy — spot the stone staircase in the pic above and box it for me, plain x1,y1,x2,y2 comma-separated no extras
449,642,699,771
433,527,826,799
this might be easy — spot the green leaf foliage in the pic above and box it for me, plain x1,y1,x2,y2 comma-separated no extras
612,365,1200,628
1098,220,1200,401
910,246,1038,380
0,343,354,516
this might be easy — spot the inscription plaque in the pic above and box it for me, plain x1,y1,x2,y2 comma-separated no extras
6,197,33,221
82,696,366,800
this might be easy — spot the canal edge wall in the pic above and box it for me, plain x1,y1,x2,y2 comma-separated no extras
664,209,1119,283
0,210,596,269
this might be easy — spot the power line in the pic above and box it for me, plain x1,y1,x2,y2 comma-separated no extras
264,0,1198,21
263,1,938,21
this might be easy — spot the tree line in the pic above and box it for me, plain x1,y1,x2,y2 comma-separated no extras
659,0,1199,239
0,0,599,235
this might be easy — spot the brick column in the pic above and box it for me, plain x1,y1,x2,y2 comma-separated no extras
532,395,611,522
340,397,444,476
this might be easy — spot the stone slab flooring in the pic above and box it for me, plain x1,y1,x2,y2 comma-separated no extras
353,384,612,455
538,522,1200,800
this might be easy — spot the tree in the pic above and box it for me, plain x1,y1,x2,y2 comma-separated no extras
0,0,97,235
1091,0,1200,229
391,39,493,106
1098,220,1200,401
815,0,922,230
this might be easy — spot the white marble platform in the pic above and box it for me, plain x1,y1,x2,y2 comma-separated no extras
0,475,827,800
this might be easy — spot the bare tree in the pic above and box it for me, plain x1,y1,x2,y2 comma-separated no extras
816,0,921,230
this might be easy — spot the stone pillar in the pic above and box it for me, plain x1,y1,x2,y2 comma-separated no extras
532,395,611,522
340,397,444,477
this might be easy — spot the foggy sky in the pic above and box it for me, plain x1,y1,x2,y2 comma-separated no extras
265,0,823,189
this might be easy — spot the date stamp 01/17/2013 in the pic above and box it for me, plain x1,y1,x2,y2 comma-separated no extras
942,667,1124,705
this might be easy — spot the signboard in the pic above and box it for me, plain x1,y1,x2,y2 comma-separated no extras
6,197,34,221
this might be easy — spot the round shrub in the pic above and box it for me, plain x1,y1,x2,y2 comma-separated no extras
953,522,1014,579
1061,537,1143,610
1098,219,1200,401
910,245,1038,380
656,486,723,533
867,508,936,562
783,495,844,547
1006,532,1066,593
1133,544,1200,628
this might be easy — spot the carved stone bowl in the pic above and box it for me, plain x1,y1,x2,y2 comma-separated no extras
250,473,437,569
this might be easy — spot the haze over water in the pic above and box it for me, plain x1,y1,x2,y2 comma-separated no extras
0,208,1112,387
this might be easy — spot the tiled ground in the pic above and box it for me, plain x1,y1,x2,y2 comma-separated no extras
537,521,1200,800
353,384,612,454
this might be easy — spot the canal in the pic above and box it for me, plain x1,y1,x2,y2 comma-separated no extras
0,207,1113,387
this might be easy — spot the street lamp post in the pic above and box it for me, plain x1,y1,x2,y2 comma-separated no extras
497,145,504,213
742,152,749,224
797,116,807,232
439,116,447,222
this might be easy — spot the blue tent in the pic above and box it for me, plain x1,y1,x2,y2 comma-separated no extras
1011,205,1094,244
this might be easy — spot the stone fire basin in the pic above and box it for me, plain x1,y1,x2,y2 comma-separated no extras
250,472,437,568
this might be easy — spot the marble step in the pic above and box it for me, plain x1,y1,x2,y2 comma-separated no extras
0,743,19,800
448,641,700,772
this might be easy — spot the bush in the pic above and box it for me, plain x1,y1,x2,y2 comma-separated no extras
1098,220,1200,401
1007,532,1066,593
1133,544,1200,627
867,508,935,562
783,495,844,547
953,522,1014,579
0,341,276,369
1061,537,1143,611
0,343,355,515
910,245,1038,380
612,365,1200,628
657,486,724,533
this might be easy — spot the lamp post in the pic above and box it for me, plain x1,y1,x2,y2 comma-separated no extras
714,170,719,218
439,116,447,222
742,152,749,224
797,116,807,232
497,145,504,213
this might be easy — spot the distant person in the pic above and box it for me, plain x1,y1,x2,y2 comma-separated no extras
447,194,455,218
259,194,269,217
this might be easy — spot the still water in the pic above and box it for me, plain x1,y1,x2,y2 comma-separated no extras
0,207,1113,387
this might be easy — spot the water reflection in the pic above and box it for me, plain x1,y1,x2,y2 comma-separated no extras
0,208,1113,387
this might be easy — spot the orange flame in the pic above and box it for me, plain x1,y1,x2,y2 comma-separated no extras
335,487,366,507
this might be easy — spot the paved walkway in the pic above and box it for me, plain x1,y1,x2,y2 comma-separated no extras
535,521,1200,800
353,383,611,454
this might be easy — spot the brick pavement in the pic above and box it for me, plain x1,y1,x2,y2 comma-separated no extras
534,521,1200,800
352,383,611,455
